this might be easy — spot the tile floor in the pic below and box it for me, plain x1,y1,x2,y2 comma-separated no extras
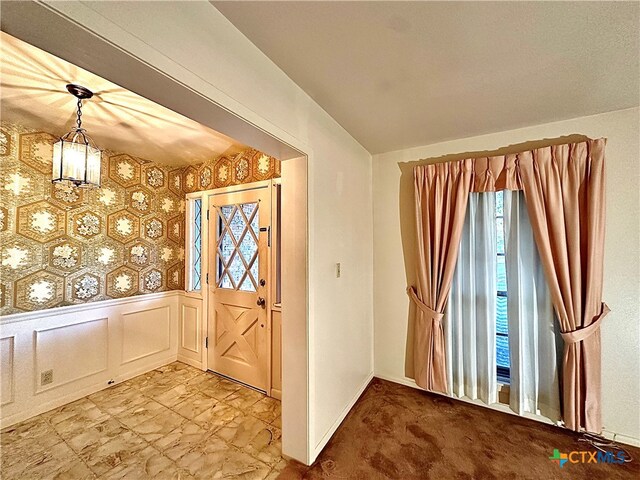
1,362,285,479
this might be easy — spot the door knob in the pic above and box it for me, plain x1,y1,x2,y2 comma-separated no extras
256,297,266,308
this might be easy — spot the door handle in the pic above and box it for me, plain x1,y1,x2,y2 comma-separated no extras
256,297,266,308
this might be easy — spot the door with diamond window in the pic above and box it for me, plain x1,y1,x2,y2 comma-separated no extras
208,185,270,391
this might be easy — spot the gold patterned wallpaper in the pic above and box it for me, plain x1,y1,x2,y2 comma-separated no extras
0,121,280,316
0,121,186,315
184,148,281,193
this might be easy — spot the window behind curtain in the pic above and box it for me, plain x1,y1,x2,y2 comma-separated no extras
496,191,510,383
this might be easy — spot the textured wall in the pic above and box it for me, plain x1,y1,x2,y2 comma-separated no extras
0,121,281,316
0,122,186,315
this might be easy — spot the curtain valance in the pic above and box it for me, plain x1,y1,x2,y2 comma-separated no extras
417,139,606,193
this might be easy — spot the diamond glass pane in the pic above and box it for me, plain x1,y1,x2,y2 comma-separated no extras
219,230,234,264
192,199,202,291
227,253,245,288
253,216,259,239
242,202,256,220
229,209,246,242
239,275,255,292
240,230,257,263
250,258,258,289
220,272,233,289
242,203,259,237
220,205,234,220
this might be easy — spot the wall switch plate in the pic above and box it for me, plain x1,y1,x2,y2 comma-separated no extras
41,369,53,386
336,262,341,278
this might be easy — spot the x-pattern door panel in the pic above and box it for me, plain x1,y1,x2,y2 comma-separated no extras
208,186,270,391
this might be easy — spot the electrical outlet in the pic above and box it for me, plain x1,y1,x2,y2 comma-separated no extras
41,369,53,386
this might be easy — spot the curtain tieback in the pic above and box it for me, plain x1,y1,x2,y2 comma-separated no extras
561,302,611,344
406,286,444,324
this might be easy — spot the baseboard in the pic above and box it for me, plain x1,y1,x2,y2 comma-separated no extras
311,371,374,461
374,372,640,448
1,354,177,429
602,429,640,447
270,388,282,401
177,354,204,371
374,372,421,390
110,354,179,387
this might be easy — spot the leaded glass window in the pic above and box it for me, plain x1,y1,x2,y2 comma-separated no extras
191,199,202,291
216,202,259,292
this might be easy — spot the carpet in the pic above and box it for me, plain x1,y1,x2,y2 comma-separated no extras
278,378,639,479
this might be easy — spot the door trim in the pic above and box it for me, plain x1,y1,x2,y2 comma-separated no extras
186,180,272,199
189,180,273,393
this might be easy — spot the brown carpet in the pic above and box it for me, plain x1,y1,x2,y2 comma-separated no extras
279,378,639,480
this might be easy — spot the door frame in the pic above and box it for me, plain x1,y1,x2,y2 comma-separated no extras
187,180,274,395
270,177,283,400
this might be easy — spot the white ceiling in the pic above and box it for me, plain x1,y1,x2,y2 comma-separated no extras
214,1,640,154
0,31,247,166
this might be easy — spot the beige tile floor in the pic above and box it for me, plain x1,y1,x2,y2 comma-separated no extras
1,362,285,479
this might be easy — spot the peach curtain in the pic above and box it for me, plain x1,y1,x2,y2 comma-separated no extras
409,138,608,432
408,161,472,393
518,140,608,432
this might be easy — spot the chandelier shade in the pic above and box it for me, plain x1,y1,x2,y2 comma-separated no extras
52,84,101,188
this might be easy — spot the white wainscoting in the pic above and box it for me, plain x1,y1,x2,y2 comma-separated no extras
1,336,15,406
0,291,182,428
121,306,171,365
177,293,205,369
34,318,109,395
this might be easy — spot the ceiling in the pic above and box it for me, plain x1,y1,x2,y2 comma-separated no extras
0,31,247,166
214,1,640,154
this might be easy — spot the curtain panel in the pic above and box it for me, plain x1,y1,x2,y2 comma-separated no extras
408,161,472,393
503,190,562,421
445,193,498,405
408,138,608,433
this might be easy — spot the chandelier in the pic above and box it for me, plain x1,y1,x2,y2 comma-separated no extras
52,84,101,188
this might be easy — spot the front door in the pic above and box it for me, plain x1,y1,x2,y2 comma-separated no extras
207,184,270,391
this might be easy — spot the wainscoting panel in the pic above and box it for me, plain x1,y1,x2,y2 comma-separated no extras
35,318,108,394
177,294,204,369
121,306,171,364
181,305,200,354
1,336,15,406
0,291,182,428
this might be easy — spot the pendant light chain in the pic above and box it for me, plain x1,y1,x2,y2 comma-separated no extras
76,98,83,130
